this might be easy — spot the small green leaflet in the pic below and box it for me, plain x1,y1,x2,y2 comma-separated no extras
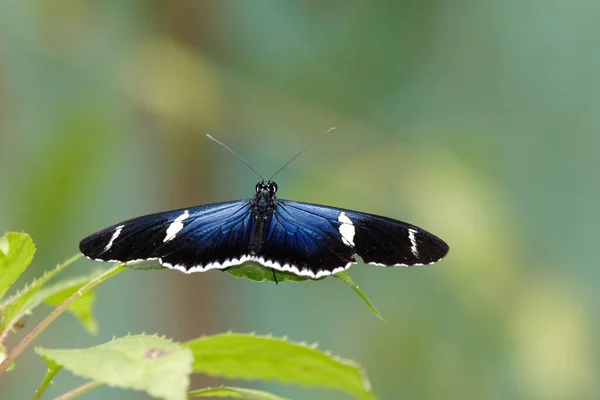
0,232,36,300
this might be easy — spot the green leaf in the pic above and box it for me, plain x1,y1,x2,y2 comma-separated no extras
0,266,127,377
226,262,311,283
0,253,82,333
334,271,385,323
0,232,36,300
185,333,374,400
42,277,100,335
36,334,193,400
2,271,101,336
188,386,287,400
0,236,8,255
127,259,167,271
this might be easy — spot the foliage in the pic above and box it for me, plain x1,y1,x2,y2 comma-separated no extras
133,259,384,319
0,232,377,399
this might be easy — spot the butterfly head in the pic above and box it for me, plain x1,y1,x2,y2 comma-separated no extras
255,180,278,196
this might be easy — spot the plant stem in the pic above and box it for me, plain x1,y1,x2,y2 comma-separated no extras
54,381,103,400
0,264,126,375
0,253,83,345
32,364,63,400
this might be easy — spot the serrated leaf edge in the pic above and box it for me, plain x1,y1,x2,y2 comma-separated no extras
186,332,372,392
1,253,82,311
34,334,191,395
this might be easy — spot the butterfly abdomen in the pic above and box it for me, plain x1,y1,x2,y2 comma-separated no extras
248,183,277,255
249,215,267,254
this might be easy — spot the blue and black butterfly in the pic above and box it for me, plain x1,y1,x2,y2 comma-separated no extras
80,129,449,280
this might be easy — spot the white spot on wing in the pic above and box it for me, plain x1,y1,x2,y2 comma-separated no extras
408,228,419,257
105,225,124,251
163,210,189,242
337,212,355,247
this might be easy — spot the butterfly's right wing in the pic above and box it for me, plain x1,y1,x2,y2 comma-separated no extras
79,199,256,272
260,199,448,278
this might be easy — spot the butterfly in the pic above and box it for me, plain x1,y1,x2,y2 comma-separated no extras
79,129,449,280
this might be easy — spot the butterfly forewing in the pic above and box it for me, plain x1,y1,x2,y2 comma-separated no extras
79,200,255,271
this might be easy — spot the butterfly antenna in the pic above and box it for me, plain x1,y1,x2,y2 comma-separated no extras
206,134,264,180
269,127,336,181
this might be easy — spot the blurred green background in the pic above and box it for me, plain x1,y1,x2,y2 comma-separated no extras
1,1,599,399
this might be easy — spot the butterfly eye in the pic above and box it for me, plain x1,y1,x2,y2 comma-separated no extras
255,183,261,192
269,181,278,193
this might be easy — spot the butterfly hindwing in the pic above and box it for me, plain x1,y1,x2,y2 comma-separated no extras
79,200,254,271
277,200,449,269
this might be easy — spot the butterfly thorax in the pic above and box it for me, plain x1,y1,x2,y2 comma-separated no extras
249,180,278,254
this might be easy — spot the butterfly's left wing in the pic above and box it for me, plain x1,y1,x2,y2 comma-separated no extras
256,200,449,278
79,199,256,272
